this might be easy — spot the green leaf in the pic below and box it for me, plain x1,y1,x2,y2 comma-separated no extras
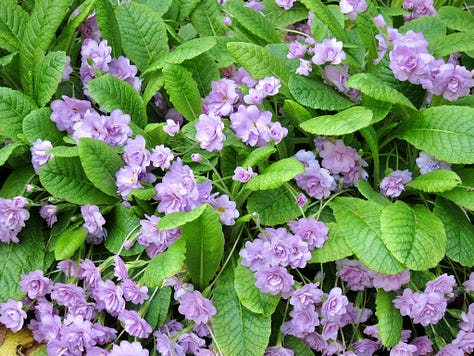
144,287,172,330
408,170,462,193
430,32,474,57
135,0,173,15
0,2,28,53
143,71,164,105
104,204,145,257
212,265,272,356
88,74,147,128
163,64,202,121
142,238,187,287
245,158,305,191
310,222,352,263
181,204,224,289
78,138,123,197
0,52,17,68
227,42,290,95
437,6,474,32
241,146,276,169
284,336,314,356
434,197,474,267
0,166,35,198
127,187,157,202
39,156,117,205
22,107,65,146
175,0,200,24
0,216,45,302
288,75,355,111
157,204,208,230
357,180,390,207
226,0,280,44
33,51,66,107
439,169,474,211
283,99,312,128
19,0,70,95
261,0,308,28
397,106,474,164
330,197,405,274
115,2,168,71
183,53,220,97
0,143,23,166
47,146,79,157
0,87,37,140
234,263,279,315
95,0,122,57
376,290,402,348
362,96,392,124
355,11,378,63
190,0,227,36
346,73,416,110
399,16,446,45
300,106,373,136
54,226,88,260
380,201,446,270
247,186,303,225
299,0,346,41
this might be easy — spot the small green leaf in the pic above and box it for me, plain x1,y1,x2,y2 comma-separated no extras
190,0,227,36
39,156,117,205
183,53,220,97
399,16,446,45
78,138,123,197
22,107,65,146
0,143,24,166
127,187,157,202
0,87,37,140
300,106,373,135
262,0,308,28
88,74,147,128
310,222,352,263
439,169,474,211
181,204,224,289
115,2,168,71
144,287,172,330
142,71,164,105
0,2,28,53
299,0,346,41
234,263,279,315
355,11,378,63
0,166,35,198
135,0,173,15
163,64,202,121
142,238,187,287
357,181,390,207
175,0,200,24
408,170,462,193
347,73,416,110
95,0,122,57
283,336,314,356
33,51,66,107
54,226,88,260
289,75,355,111
430,32,474,58
397,106,474,164
212,265,272,356
241,146,276,169
376,290,402,348
437,6,474,32
47,146,79,157
158,204,208,231
246,158,305,191
380,201,446,270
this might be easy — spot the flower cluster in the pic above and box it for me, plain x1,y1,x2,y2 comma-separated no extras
0,196,30,244
379,169,412,198
402,0,437,22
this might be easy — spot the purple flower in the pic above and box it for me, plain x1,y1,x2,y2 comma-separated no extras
81,204,107,237
81,13,101,41
51,283,87,307
394,289,447,326
296,193,308,207
403,0,437,21
233,166,257,183
430,63,474,101
339,0,368,20
150,145,174,170
29,312,62,343
255,76,281,96
295,59,312,76
62,55,73,82
312,38,346,65
30,138,53,174
113,255,128,281
254,266,294,296
353,339,381,355
243,88,266,105
211,194,239,225
195,112,226,152
290,283,324,310
464,272,474,292
379,170,412,197
460,304,474,332
81,38,112,72
321,287,349,322
389,45,434,84
122,278,149,304
295,166,336,200
275,0,295,10
104,109,132,146
177,333,206,354
303,332,328,352
336,259,373,291
203,78,240,116
244,0,265,13
438,343,464,356
92,280,125,316
239,238,272,272
318,139,358,174
288,41,307,59
51,315,95,354
285,305,320,337
0,196,30,243
321,319,340,340
265,346,294,356
50,96,92,133
108,56,138,81
288,218,329,250
91,323,117,345
72,109,108,142
118,309,152,338
57,259,80,277
178,290,217,324
425,273,456,295
19,270,52,299
232,66,257,87
390,341,417,355
39,204,57,227
453,330,474,354
0,299,26,332
416,151,451,174
115,165,143,200
155,331,186,356
137,214,181,258
123,135,151,172
163,118,181,136
230,105,275,146
410,335,433,355
369,269,411,291
269,121,288,144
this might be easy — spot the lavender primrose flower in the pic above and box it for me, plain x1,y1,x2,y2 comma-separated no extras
123,135,151,172
275,0,295,10
19,270,52,299
177,290,217,325
122,278,149,304
390,341,418,355
51,283,87,307
321,287,349,322
211,194,239,225
336,259,373,291
394,289,447,326
312,38,346,65
81,204,107,240
30,138,53,173
202,78,240,116
50,95,92,133
239,238,272,272
177,333,206,354
150,145,174,170
230,105,272,146
137,214,181,258
81,38,112,72
369,269,411,291
39,204,57,227
288,41,307,59
379,170,412,197
72,109,108,142
62,55,73,82
296,59,313,76
81,13,101,41
163,118,181,136
296,193,308,207
118,309,152,338
403,0,437,21
410,336,433,355
0,299,26,332
430,63,474,101
104,109,132,146
232,166,257,182
115,165,143,200
265,346,294,355
232,66,258,87
0,196,30,244
339,0,368,20
294,166,336,200
92,280,125,316
254,266,294,296
416,151,451,174
195,112,226,152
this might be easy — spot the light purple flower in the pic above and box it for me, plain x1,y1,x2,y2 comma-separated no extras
150,145,174,170
275,0,295,10
369,269,411,291
115,165,143,200
178,290,217,325
454,330,474,354
57,259,80,277
296,193,308,207
336,259,373,291
155,331,186,356
380,170,412,197
50,95,92,133
416,151,451,174
296,59,312,76
81,204,106,237
321,287,349,322
394,289,447,326
137,214,181,258
339,0,368,20
72,109,108,142
195,112,226,152
163,118,181,136
295,166,336,200
286,305,320,337
312,38,346,65
104,109,132,146
288,42,307,59
62,55,73,82
243,88,266,105
123,135,151,172
0,299,26,332
232,166,257,183
30,138,53,174
403,0,437,21
203,78,240,116
290,283,323,310
118,309,152,338
109,340,149,356
81,13,101,41
353,339,381,355
239,238,272,272
438,343,464,356
390,341,417,355
230,105,276,146
318,139,359,174
81,39,112,72
177,333,206,354
255,77,281,96
232,67,257,87
410,335,433,355
0,196,30,243
464,272,474,292
254,266,294,296
288,218,329,250
91,322,117,345
39,204,57,227
19,270,52,299
244,0,265,12
93,280,125,316
430,63,474,101
321,319,340,340
122,278,149,304
425,273,456,295
211,194,239,225
51,283,87,307
108,56,138,81
113,255,128,281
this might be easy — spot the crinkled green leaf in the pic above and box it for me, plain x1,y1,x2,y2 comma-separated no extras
142,238,187,287
241,146,276,169
0,166,35,198
245,158,305,191
380,201,446,270
434,197,474,267
22,107,65,146
397,106,474,164
355,11,378,63
54,226,88,261
78,138,123,197
157,204,208,230
346,73,416,109
0,87,37,140
135,0,173,15
300,106,373,135
212,265,272,356
439,169,474,211
0,2,28,53
0,52,17,67
190,0,227,36
310,222,352,263
127,187,157,202
144,286,172,330
47,146,79,157
284,336,314,356
95,0,122,57
0,216,45,302
39,156,117,205
163,64,202,121
408,170,461,193
0,143,23,166
283,99,312,128
299,0,346,41
19,0,69,95
181,204,224,289
88,74,147,128
261,0,308,28
116,2,168,71
357,181,390,207
430,32,474,57
247,186,304,225
399,16,446,45
330,197,405,274
289,75,355,111
175,0,200,24
234,263,279,315
376,290,402,348
362,96,392,124
143,71,164,105
183,53,220,97
437,6,474,32
33,51,66,107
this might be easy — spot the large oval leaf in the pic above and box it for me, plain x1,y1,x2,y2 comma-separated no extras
407,169,462,193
